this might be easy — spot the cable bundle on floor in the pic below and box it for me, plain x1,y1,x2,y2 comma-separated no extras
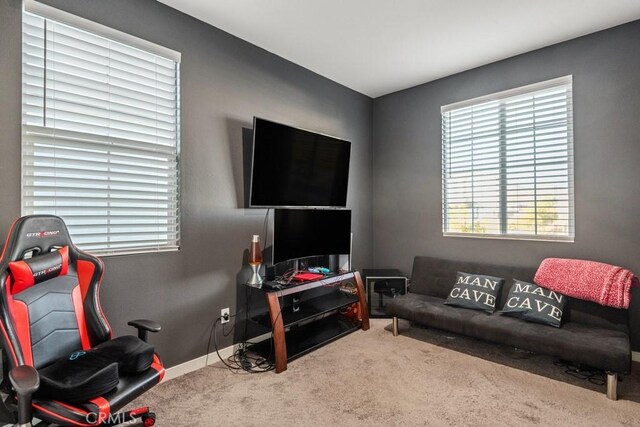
206,316,275,373
554,359,607,385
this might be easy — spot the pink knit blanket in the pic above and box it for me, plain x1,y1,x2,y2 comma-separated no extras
534,258,637,309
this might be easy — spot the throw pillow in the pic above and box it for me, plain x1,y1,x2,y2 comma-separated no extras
8,246,69,294
500,279,567,327
444,272,505,313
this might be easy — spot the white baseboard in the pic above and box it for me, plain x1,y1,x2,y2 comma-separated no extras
163,345,640,382
162,332,271,382
162,345,234,382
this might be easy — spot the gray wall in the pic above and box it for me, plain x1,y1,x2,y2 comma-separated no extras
0,0,373,367
3,0,638,364
372,20,640,350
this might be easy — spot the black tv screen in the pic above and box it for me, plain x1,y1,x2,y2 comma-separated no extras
273,209,351,264
249,117,351,208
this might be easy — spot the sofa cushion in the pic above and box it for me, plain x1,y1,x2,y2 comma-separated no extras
386,293,631,373
410,256,629,333
500,280,567,327
387,293,495,337
444,272,504,313
474,313,631,373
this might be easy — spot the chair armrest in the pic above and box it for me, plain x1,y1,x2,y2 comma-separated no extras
128,319,161,342
9,365,39,425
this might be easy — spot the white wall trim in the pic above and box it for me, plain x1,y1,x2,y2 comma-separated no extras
162,344,234,382
163,348,640,382
162,332,271,382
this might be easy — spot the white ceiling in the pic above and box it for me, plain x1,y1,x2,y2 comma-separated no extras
158,0,640,98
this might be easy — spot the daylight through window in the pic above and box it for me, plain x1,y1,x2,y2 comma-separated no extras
441,76,574,241
22,3,181,255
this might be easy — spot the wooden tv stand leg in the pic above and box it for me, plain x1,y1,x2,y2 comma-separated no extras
353,271,370,330
265,292,287,373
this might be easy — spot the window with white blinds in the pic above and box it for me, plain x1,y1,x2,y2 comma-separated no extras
22,2,181,256
441,76,574,241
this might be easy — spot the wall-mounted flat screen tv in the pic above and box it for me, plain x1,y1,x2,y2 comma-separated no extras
273,209,351,265
249,117,351,208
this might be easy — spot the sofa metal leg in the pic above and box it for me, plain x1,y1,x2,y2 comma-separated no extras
392,317,399,336
606,372,617,400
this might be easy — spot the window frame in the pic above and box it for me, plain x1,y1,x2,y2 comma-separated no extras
441,76,575,242
21,0,182,256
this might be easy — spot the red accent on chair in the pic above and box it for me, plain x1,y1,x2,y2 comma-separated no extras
93,256,113,341
32,403,94,427
129,407,149,417
77,256,113,342
59,246,69,276
5,289,33,366
76,259,95,302
89,397,111,425
8,261,35,294
0,215,164,426
8,245,70,294
150,354,165,381
72,285,91,350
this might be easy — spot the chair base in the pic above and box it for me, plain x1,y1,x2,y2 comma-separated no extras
32,407,155,427
100,407,155,426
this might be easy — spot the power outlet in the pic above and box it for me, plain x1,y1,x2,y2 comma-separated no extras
221,307,230,324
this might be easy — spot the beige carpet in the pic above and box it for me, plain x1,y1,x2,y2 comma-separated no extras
134,319,640,426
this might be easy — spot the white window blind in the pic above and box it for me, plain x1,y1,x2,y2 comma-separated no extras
22,3,181,256
441,76,574,241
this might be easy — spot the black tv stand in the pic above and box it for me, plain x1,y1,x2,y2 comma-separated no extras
245,271,369,373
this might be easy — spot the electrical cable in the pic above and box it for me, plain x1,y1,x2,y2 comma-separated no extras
554,360,607,385
241,287,284,373
205,209,273,372
243,281,277,371
205,210,281,373
242,286,287,373
204,309,243,367
208,287,286,373
210,259,353,373
208,317,241,371
208,314,275,373
236,284,277,373
262,208,270,253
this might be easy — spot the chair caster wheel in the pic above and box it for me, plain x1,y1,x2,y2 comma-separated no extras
142,412,156,426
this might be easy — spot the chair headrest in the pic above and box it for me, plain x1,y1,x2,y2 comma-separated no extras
8,246,70,294
2,215,74,263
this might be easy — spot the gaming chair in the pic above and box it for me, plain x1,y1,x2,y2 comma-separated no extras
0,215,164,426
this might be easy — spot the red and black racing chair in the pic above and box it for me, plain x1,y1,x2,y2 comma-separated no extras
0,215,164,426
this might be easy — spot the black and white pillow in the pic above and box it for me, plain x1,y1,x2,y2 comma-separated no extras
500,279,567,327
444,272,505,313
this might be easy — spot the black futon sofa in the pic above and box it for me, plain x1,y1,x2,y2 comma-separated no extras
385,256,632,400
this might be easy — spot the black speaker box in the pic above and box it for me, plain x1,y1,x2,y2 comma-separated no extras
362,269,407,318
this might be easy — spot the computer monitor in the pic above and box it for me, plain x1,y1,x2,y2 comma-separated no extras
273,209,351,265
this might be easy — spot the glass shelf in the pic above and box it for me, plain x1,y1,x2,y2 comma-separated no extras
248,313,360,362
250,290,359,328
